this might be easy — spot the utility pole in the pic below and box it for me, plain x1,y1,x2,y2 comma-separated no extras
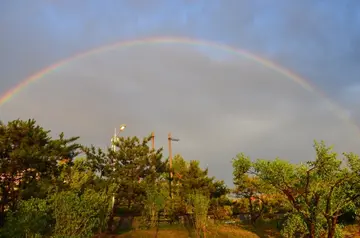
168,132,179,198
151,132,155,150
168,133,173,179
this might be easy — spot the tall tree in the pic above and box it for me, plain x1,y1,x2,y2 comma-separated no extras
0,119,80,226
109,135,163,209
84,134,164,231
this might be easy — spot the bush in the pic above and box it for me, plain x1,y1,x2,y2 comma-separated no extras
51,189,111,238
0,198,52,238
187,192,210,237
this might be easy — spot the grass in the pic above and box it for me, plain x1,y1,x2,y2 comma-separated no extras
240,219,280,238
102,223,262,238
98,218,359,238
343,224,360,238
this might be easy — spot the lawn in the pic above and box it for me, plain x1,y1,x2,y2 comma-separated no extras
98,220,360,238
99,223,278,238
114,226,259,238
343,225,360,238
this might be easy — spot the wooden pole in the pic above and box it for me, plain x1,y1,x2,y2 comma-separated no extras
151,131,155,150
168,132,173,198
168,133,173,179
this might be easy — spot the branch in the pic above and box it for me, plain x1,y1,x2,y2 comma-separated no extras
304,167,316,205
334,193,360,214
325,176,350,217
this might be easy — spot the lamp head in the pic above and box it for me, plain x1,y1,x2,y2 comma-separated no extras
119,124,127,131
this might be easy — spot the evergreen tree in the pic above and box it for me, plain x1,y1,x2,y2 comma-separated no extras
0,119,80,226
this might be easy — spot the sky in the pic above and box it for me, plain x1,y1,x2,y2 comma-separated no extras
1,0,360,185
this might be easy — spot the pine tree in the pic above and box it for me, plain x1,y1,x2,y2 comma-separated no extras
0,119,80,226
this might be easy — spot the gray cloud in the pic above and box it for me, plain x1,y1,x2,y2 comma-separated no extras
1,1,360,185
1,45,359,185
1,1,360,95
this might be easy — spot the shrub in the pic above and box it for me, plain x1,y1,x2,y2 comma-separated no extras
0,198,52,238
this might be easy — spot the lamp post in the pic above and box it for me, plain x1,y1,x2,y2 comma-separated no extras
111,124,126,152
168,132,179,198
110,124,127,218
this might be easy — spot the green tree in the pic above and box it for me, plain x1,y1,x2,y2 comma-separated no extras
0,197,52,238
143,185,166,230
253,141,360,238
208,180,231,220
50,157,113,237
187,192,210,238
84,134,165,231
232,153,275,224
111,135,163,208
0,119,80,226
51,189,111,238
176,160,214,198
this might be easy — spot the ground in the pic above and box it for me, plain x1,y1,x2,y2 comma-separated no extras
114,225,261,238
99,222,279,238
98,221,360,238
343,224,360,238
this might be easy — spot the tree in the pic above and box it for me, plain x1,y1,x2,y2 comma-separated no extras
0,119,80,226
208,180,231,220
253,141,360,238
0,197,52,238
143,185,166,230
177,160,214,198
109,135,164,209
167,154,231,227
51,189,111,238
232,153,274,224
84,134,165,231
187,192,210,238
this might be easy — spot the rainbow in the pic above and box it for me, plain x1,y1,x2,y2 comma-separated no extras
0,36,355,130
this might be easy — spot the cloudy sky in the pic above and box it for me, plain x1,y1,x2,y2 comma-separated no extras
1,0,360,184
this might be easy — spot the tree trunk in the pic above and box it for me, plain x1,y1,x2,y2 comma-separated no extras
107,199,117,233
154,211,160,238
327,216,338,238
306,221,316,238
0,204,4,227
107,207,116,232
0,186,8,227
248,197,255,225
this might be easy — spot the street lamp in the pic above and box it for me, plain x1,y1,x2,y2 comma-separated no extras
119,124,126,131
110,124,127,218
111,124,127,152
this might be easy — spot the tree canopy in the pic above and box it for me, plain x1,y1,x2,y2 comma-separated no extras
0,119,360,238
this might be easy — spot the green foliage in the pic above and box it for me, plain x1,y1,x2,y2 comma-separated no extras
252,140,360,237
2,118,360,238
232,153,277,224
232,153,252,186
109,135,163,208
0,197,52,238
0,119,80,225
187,192,210,237
210,180,230,199
143,186,166,228
51,189,111,238
281,213,308,238
171,155,216,199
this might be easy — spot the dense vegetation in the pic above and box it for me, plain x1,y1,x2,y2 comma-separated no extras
0,119,359,238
